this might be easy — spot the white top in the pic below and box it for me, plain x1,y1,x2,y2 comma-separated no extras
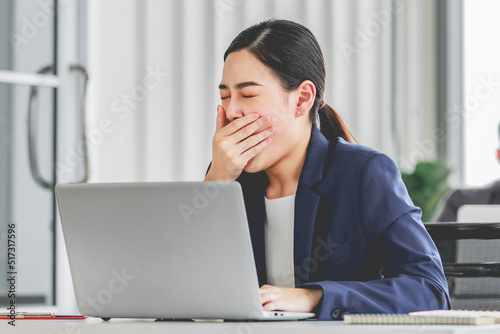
264,194,296,288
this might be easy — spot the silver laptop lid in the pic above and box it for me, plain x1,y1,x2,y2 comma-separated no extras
56,181,269,320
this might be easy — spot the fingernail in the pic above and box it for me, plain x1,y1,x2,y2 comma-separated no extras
268,126,275,133
263,115,270,122
253,113,259,119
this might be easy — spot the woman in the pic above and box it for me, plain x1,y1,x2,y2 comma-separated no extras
204,19,450,320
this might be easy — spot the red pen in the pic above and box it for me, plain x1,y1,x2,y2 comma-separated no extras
0,312,86,320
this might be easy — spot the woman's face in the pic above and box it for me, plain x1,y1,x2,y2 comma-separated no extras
219,50,309,173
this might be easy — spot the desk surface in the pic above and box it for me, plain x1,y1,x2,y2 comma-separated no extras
3,318,500,334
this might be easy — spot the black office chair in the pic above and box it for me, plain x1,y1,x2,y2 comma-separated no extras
425,222,500,311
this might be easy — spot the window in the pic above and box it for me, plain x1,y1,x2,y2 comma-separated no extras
463,0,500,187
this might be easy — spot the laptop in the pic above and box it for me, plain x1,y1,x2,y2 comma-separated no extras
457,204,500,223
55,181,315,321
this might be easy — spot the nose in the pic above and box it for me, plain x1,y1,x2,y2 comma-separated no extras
225,98,245,122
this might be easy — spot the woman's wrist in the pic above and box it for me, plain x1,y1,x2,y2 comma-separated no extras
300,288,323,311
204,168,233,181
203,173,216,181
310,289,323,307
204,168,220,181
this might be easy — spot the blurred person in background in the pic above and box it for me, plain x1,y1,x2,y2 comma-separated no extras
437,121,500,222
435,121,500,267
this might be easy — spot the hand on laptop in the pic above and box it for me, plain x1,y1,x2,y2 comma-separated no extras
205,105,274,181
259,284,323,313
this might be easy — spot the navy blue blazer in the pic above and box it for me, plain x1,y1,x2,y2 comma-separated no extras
207,125,451,320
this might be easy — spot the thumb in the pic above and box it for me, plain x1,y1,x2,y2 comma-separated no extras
216,105,226,131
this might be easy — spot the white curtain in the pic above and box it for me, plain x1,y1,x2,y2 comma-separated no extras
87,0,438,182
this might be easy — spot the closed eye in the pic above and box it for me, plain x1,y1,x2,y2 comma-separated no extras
220,95,255,100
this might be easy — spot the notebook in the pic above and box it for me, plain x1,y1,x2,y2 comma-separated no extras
344,310,500,325
55,181,315,321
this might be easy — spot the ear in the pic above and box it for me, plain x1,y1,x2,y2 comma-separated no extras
295,80,316,117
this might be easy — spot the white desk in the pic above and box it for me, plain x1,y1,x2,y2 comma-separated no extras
2,318,500,334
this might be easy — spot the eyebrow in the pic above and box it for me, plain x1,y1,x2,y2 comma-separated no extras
218,81,263,90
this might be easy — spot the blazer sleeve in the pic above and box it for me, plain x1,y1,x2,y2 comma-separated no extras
300,153,451,320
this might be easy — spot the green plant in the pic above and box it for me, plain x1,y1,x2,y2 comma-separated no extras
400,161,451,222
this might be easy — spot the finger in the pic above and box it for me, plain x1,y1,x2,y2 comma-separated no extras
259,287,283,304
240,136,272,162
224,115,272,145
220,113,260,137
262,301,281,311
262,295,306,313
237,125,275,153
260,292,280,306
215,105,226,131
242,117,273,137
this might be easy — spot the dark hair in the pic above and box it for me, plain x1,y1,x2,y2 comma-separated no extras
224,19,356,143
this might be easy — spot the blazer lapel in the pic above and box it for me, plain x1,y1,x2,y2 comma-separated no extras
293,126,331,285
236,125,332,287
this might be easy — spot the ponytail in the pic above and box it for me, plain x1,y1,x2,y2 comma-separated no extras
224,20,356,144
317,103,357,144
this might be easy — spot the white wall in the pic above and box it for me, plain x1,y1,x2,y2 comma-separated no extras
88,0,440,182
